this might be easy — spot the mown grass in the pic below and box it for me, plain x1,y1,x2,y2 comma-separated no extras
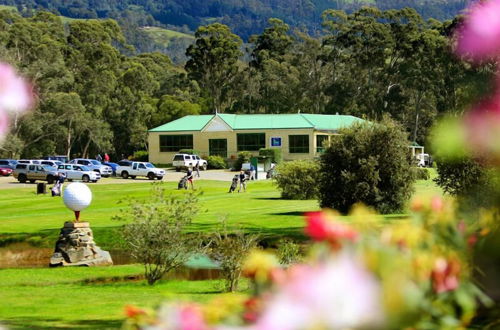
0,265,229,329
140,26,194,46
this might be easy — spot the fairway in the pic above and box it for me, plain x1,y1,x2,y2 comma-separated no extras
0,180,319,248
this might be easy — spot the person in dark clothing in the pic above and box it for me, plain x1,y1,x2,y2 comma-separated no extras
186,167,194,189
195,160,200,177
238,170,246,192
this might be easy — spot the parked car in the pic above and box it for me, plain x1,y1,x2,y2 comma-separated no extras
17,159,41,165
13,164,58,183
0,159,17,170
0,167,13,176
57,164,100,183
41,160,62,169
68,158,113,177
116,161,165,180
43,155,69,163
172,154,207,172
102,161,118,176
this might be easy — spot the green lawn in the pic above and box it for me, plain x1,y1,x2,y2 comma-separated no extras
0,180,318,249
0,265,228,329
0,174,441,328
140,26,194,46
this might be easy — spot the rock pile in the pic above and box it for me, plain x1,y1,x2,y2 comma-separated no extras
50,221,113,267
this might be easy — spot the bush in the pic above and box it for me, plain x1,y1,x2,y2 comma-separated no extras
114,183,205,285
207,220,259,292
233,151,252,170
274,160,320,199
207,155,227,169
179,149,200,155
277,239,302,265
434,155,488,196
259,148,282,164
131,150,148,162
319,119,414,214
413,167,430,180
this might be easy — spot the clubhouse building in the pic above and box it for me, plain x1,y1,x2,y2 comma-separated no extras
148,113,365,163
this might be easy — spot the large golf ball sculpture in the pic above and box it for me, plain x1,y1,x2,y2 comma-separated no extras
63,182,92,222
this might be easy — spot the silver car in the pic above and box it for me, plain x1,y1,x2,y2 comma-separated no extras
57,164,101,183
69,158,113,177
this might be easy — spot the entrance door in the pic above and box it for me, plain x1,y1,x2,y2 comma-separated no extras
209,139,227,158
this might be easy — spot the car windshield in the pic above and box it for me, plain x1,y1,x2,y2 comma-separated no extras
173,155,183,161
91,160,101,165
43,165,53,171
80,166,90,171
146,163,155,168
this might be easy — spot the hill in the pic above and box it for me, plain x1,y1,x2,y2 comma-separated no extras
2,0,469,41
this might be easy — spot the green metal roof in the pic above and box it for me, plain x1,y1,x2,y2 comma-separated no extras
149,113,365,132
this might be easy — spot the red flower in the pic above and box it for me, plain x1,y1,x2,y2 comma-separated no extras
124,305,146,318
431,258,460,294
305,211,358,249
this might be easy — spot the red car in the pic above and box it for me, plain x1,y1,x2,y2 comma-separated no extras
0,167,13,176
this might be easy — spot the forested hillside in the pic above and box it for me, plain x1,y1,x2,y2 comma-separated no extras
1,0,470,40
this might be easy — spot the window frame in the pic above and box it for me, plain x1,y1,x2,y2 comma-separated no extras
237,133,266,151
159,134,194,152
289,135,310,154
316,135,329,153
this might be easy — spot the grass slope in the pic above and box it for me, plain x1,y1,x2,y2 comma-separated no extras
0,180,318,248
140,26,194,46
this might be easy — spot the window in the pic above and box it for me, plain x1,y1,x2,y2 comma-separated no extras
159,135,193,152
289,135,309,154
237,133,265,151
209,139,227,157
316,135,329,153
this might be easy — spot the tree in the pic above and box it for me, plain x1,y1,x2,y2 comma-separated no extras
250,18,293,68
185,23,242,113
114,183,205,285
319,119,415,214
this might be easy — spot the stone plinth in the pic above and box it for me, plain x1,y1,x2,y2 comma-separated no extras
50,221,113,267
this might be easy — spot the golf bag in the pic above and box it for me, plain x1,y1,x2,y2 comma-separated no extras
178,176,188,190
228,175,238,193
51,182,61,197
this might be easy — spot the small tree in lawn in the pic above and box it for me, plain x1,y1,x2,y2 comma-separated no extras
208,219,259,292
114,183,204,285
319,119,414,214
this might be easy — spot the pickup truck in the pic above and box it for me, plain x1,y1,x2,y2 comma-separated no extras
172,154,207,172
116,162,165,180
13,164,58,184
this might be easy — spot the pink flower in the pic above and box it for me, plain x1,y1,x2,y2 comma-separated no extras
455,0,500,62
431,258,460,294
253,253,385,330
304,211,358,249
153,303,209,330
0,63,32,113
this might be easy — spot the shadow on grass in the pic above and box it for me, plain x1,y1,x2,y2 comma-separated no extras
252,197,282,200
271,211,304,216
6,317,122,329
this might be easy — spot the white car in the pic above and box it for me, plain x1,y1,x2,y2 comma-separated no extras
41,160,62,169
172,154,207,172
69,158,113,177
117,161,165,180
57,164,101,183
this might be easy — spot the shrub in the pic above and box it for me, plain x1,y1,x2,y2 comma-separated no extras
233,151,252,171
274,160,320,199
319,119,414,214
277,239,302,265
259,148,282,164
413,167,430,180
434,155,488,196
131,150,148,162
179,149,201,155
207,155,227,169
207,220,259,292
114,183,205,285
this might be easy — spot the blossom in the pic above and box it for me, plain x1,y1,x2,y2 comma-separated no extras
431,257,460,294
125,305,147,318
147,303,209,330
253,253,385,330
455,0,500,62
0,63,32,112
242,250,279,283
304,211,358,248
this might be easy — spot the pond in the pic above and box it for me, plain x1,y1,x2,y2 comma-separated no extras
0,243,221,280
